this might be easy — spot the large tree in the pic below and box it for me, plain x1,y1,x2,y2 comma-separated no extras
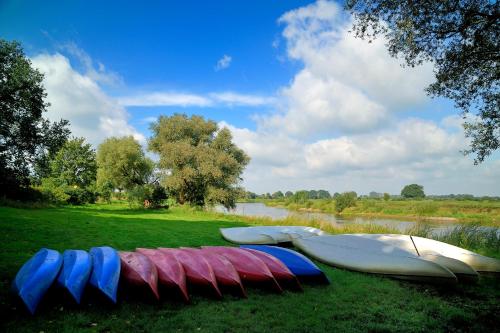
346,1,499,163
97,136,153,191
401,184,425,199
149,114,249,209
49,138,97,188
0,39,70,197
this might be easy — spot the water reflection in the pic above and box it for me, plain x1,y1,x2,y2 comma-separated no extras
215,202,463,235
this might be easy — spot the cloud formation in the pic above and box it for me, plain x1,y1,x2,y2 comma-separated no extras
215,54,232,71
220,0,500,195
31,53,144,145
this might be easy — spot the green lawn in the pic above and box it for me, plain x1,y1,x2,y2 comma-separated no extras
1,203,499,333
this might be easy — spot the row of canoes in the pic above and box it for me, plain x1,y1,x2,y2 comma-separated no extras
221,227,500,283
13,245,329,314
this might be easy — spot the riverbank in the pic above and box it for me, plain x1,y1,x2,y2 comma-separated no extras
252,198,500,226
1,202,499,332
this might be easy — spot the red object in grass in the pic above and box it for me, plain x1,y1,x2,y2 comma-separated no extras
136,248,189,302
201,246,282,292
181,248,247,297
119,251,159,300
159,248,222,299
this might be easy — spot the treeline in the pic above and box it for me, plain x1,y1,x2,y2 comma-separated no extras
1,40,248,209
245,190,335,200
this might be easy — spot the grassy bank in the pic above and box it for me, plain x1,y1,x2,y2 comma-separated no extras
259,198,500,226
1,203,499,332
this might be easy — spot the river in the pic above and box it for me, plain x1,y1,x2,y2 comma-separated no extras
215,202,471,235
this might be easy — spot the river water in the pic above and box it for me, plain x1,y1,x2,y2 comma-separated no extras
215,202,470,235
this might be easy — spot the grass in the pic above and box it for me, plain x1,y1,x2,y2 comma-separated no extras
0,202,499,332
260,198,500,226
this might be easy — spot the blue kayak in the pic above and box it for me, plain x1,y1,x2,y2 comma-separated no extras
12,248,63,314
240,245,329,284
57,250,92,304
89,246,120,303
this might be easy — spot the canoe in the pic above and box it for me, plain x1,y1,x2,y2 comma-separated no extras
89,246,121,303
159,248,222,298
136,248,189,302
201,246,282,292
293,235,458,283
220,226,326,245
240,245,329,284
241,248,302,291
12,248,63,314
352,234,479,281
57,250,92,303
412,236,500,273
119,251,159,300
181,248,246,297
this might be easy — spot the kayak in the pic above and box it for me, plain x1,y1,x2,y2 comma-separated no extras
351,234,479,281
89,246,121,303
220,226,326,244
201,246,282,292
293,235,458,283
12,248,63,314
182,247,246,297
240,245,329,284
119,251,159,300
57,250,92,304
136,248,189,302
241,248,302,291
159,248,222,298
412,236,500,273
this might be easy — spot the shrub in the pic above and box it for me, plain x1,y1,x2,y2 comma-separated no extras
127,184,168,209
335,192,358,213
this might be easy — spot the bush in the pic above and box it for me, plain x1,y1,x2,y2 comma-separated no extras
36,178,96,205
127,184,168,209
98,180,114,203
335,192,358,213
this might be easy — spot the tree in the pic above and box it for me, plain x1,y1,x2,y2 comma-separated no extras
383,192,390,201
285,191,294,198
148,114,249,209
335,191,358,213
97,136,153,192
317,190,332,199
346,1,499,163
50,138,97,188
401,184,425,199
308,190,318,199
272,191,284,199
0,39,71,198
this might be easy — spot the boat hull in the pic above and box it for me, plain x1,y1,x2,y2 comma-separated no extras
89,246,121,303
119,251,159,300
57,250,92,303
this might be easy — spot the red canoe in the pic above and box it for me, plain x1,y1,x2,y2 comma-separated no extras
201,247,282,292
242,248,302,291
159,248,222,299
181,248,247,297
136,248,189,302
119,251,159,300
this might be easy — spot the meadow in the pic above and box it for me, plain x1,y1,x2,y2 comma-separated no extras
261,198,500,226
1,202,499,333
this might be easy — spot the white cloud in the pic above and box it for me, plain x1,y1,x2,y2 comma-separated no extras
210,92,276,106
31,53,144,145
220,0,500,196
118,92,213,107
215,54,232,71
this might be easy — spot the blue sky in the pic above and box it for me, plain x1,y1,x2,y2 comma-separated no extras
1,0,498,195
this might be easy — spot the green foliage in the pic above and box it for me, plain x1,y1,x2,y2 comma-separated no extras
335,191,358,213
401,184,425,199
272,191,284,199
346,1,500,162
289,190,309,204
285,191,293,198
36,178,70,204
148,114,249,209
383,193,390,201
0,39,71,198
97,136,153,191
317,190,331,199
127,184,169,209
98,180,114,203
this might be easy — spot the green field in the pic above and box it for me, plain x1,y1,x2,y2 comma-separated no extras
1,203,499,333
260,199,500,226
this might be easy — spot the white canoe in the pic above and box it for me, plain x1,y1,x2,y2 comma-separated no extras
352,234,479,280
293,235,458,283
220,226,326,245
411,236,500,273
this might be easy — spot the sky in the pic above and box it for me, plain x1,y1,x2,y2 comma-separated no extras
1,0,499,195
